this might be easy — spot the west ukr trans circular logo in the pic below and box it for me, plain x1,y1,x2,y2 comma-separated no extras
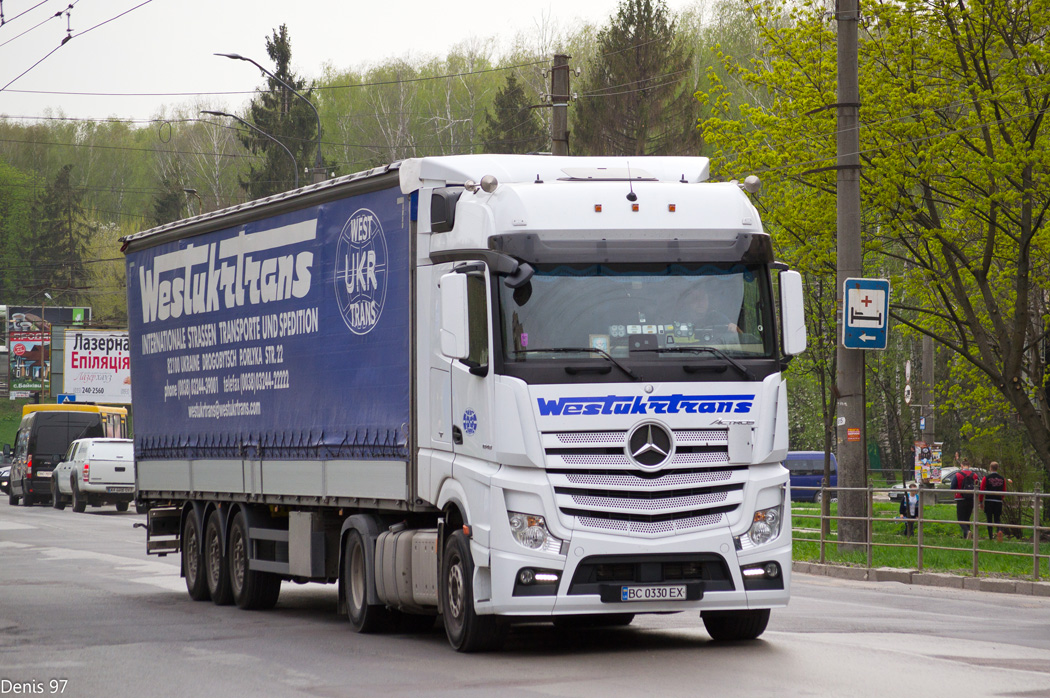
335,208,388,335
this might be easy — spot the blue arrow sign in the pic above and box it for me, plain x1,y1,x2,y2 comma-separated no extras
843,278,890,350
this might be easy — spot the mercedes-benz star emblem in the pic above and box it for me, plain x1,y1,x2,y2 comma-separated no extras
627,423,673,468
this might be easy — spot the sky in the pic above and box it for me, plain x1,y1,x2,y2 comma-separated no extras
0,0,700,123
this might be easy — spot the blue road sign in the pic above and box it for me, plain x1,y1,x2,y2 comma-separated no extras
843,278,890,350
58,393,77,403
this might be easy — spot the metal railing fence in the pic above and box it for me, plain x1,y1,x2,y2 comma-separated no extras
791,483,1048,580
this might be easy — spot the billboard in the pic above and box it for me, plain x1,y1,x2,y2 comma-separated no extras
62,330,131,404
9,331,48,394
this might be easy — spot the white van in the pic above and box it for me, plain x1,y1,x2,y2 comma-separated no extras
51,438,135,513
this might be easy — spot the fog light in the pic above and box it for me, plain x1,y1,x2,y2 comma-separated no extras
517,568,560,586
764,562,780,578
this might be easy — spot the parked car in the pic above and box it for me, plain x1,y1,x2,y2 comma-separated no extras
50,438,135,513
786,451,837,503
888,466,988,504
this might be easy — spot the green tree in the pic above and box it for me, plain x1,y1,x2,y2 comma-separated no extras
240,25,320,198
151,159,186,226
700,0,1050,480
0,160,37,303
574,0,700,156
29,164,95,300
480,73,547,153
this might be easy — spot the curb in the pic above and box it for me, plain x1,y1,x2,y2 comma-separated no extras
792,561,1050,598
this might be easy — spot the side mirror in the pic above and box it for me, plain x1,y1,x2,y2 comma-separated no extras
439,272,470,359
780,270,807,356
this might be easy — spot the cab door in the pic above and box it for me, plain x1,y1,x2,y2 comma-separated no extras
445,264,495,462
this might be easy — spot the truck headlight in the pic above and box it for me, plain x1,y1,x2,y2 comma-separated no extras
747,505,782,546
508,512,563,554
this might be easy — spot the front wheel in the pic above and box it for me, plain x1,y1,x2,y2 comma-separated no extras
51,480,66,510
702,609,770,641
343,529,392,632
440,530,505,652
228,511,281,610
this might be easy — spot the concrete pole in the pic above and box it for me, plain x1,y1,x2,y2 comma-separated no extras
835,0,866,550
551,54,570,156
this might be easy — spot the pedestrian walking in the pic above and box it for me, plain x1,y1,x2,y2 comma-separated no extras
951,458,977,539
980,461,1007,542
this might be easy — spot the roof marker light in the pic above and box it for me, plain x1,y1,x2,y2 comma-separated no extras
594,204,602,213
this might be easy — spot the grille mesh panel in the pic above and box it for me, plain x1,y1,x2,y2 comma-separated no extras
545,427,740,536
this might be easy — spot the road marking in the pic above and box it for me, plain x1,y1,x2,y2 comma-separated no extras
0,521,37,531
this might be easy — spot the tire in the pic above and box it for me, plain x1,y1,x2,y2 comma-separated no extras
440,530,506,652
343,529,392,632
182,513,210,601
115,501,129,513
20,480,34,507
71,482,86,513
51,480,66,510
553,613,635,629
204,512,233,606
702,609,771,642
228,511,281,610
135,501,150,515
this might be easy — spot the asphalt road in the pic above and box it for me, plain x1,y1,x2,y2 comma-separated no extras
2,502,1049,698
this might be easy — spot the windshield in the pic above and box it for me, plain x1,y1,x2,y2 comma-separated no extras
498,263,775,362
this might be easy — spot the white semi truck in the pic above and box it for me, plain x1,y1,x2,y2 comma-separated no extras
124,154,807,651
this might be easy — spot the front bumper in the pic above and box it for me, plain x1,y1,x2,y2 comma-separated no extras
478,526,791,616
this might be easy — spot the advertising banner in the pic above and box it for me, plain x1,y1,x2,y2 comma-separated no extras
63,330,131,404
125,184,411,461
9,330,48,393
913,440,943,483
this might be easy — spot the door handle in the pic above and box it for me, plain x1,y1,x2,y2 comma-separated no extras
452,426,463,445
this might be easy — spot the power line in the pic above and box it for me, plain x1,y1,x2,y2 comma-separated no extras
1,0,154,92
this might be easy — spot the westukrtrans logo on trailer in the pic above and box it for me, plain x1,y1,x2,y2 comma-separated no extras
335,208,388,335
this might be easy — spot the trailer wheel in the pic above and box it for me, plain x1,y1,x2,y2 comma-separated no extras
51,480,66,510
343,528,392,632
440,530,505,652
182,513,210,601
228,511,281,610
204,512,233,605
701,609,770,641
71,481,86,513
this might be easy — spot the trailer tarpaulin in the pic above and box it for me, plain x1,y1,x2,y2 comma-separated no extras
125,185,411,460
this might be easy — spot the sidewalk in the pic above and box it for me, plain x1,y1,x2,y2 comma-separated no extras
793,561,1050,597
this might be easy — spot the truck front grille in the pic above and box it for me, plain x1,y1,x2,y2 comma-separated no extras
544,429,745,537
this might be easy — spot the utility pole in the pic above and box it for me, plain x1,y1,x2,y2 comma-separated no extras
835,0,866,551
551,54,570,156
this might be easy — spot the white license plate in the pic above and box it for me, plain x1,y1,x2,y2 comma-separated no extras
36,470,52,478
620,585,687,602
107,486,134,493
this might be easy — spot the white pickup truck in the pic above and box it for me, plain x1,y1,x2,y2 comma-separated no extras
51,438,136,513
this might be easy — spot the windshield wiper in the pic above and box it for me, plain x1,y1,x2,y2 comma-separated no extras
634,346,754,381
512,347,638,380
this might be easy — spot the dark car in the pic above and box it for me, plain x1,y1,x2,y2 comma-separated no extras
889,466,987,503
786,451,838,503
0,465,10,495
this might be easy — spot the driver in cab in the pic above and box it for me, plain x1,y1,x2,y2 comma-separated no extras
676,281,740,342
